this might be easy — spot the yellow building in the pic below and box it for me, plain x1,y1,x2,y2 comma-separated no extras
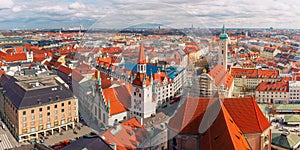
0,75,78,142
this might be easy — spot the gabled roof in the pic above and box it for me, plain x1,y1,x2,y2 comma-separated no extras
200,101,250,150
208,64,234,89
101,118,149,150
3,53,27,62
168,97,271,135
102,84,131,116
61,136,112,150
57,65,72,75
272,133,300,149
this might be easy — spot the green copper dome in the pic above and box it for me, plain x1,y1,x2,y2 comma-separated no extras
219,24,228,40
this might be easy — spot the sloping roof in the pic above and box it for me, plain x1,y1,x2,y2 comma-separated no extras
272,133,300,149
222,97,271,133
3,75,74,109
138,44,146,64
57,65,72,75
61,136,112,150
101,118,149,150
231,68,279,79
168,97,271,135
132,73,151,87
256,81,288,92
208,64,234,89
200,101,250,150
3,53,27,62
102,85,130,116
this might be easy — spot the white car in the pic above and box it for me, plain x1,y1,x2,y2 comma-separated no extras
290,128,299,132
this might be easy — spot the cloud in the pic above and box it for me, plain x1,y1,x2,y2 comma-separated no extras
0,0,299,29
69,2,86,10
0,0,14,9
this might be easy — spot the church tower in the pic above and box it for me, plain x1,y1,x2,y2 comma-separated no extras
131,44,156,125
218,25,228,70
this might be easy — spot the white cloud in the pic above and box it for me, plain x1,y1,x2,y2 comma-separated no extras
0,0,14,9
0,0,300,29
69,2,86,10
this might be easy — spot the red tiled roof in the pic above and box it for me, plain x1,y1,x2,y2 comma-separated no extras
101,118,149,150
101,47,122,54
132,73,150,87
94,71,112,89
138,44,146,64
71,69,84,83
256,81,288,92
208,64,234,89
57,65,72,75
230,68,279,79
200,101,250,150
3,53,27,62
168,97,270,135
33,53,46,62
102,87,127,116
120,118,144,129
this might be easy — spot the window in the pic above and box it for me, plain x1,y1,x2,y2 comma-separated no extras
31,109,34,113
54,105,57,108
54,110,58,114
47,112,50,116
23,123,26,127
31,115,35,120
39,114,43,118
54,116,58,120
68,101,71,105
62,109,64,112
39,108,42,112
23,117,26,121
68,112,71,116
47,106,50,110
39,120,43,124
61,114,65,118
139,94,141,97
134,92,136,96
47,118,50,122
31,121,35,125
61,103,64,107
23,111,26,115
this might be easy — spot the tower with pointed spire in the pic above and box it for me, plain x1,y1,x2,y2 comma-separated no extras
218,24,228,70
130,43,156,125
137,44,147,74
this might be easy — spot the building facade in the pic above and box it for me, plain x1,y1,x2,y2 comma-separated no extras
218,25,228,70
289,81,300,102
0,75,78,142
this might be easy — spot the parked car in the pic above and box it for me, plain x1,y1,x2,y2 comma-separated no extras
169,96,182,104
290,128,299,132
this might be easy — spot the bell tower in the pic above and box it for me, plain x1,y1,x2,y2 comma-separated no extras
218,24,228,70
130,43,155,125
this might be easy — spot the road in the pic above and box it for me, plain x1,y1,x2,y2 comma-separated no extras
0,121,19,149
0,133,13,150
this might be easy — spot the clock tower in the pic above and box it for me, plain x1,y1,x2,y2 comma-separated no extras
218,24,228,70
130,44,156,125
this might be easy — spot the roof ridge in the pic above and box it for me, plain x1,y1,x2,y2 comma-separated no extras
219,102,250,150
251,97,270,132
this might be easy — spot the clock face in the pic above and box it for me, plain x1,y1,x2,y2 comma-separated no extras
135,88,139,93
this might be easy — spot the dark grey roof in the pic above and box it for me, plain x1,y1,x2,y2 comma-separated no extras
61,136,112,150
2,76,74,109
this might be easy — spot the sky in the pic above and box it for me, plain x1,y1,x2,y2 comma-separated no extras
0,0,299,30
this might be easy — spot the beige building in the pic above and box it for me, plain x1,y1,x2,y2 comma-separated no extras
260,46,281,59
255,81,289,104
0,75,78,142
230,67,280,90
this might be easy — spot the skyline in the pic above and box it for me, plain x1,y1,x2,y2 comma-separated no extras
0,0,299,30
